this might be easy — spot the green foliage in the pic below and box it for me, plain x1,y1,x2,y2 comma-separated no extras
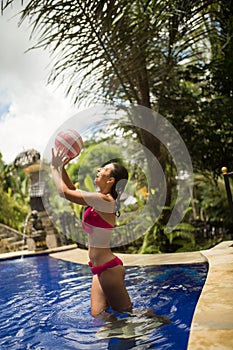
4,0,215,106
84,174,96,193
193,173,232,226
0,184,29,232
0,153,29,231
137,216,196,254
1,0,232,176
0,158,29,203
67,143,123,188
1,1,233,252
138,223,168,254
166,222,196,252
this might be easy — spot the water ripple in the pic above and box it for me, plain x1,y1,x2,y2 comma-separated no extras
0,256,208,350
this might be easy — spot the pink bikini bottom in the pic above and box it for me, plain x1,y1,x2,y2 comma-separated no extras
88,256,123,276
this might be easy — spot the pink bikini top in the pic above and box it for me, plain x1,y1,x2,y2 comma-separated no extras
82,206,114,234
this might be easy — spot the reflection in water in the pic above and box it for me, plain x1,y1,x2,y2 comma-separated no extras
96,310,171,339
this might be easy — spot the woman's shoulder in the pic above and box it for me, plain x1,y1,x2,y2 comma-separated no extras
78,190,115,214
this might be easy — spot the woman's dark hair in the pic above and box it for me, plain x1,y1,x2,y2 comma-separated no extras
109,162,128,217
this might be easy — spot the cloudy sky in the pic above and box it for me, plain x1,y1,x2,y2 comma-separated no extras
0,5,80,164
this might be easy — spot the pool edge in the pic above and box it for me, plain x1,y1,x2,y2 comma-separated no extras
0,244,77,261
48,241,233,350
187,240,233,350
1,240,232,349
50,248,207,266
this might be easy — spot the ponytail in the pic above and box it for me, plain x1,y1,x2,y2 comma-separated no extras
109,163,128,217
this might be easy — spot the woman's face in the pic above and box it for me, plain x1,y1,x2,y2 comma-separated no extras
94,163,115,189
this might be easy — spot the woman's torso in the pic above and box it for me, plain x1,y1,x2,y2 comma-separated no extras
82,206,116,266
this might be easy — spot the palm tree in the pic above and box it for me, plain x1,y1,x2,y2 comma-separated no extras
3,0,230,250
1,0,217,183
2,0,215,108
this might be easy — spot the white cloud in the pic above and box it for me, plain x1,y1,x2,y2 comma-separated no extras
0,5,78,163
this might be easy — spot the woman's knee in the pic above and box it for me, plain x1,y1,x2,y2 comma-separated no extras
91,307,109,318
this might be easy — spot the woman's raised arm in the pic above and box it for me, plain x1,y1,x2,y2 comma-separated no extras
51,148,115,212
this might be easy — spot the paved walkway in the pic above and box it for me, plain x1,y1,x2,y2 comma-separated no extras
49,247,206,265
187,241,233,350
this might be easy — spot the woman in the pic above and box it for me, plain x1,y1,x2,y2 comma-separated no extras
51,148,132,317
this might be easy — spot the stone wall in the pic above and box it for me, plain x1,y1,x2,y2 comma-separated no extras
0,223,27,253
24,210,62,251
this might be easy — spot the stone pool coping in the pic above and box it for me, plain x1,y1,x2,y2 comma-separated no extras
187,240,233,350
0,241,232,349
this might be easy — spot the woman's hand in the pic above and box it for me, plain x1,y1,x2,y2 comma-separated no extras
51,147,71,170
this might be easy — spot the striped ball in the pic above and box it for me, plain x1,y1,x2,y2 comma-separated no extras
55,129,83,159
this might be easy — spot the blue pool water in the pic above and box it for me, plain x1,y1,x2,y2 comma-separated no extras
0,255,208,350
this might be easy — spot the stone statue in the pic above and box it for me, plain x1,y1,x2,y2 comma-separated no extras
15,149,61,251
